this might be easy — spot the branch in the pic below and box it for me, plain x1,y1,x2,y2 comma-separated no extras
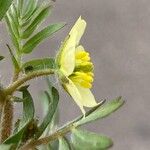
5,69,55,95
19,123,74,150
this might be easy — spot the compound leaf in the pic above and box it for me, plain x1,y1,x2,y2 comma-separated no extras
21,23,65,54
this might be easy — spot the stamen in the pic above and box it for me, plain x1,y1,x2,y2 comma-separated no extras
75,51,90,61
75,62,94,72
69,72,93,88
80,81,92,88
69,46,94,89
87,72,94,77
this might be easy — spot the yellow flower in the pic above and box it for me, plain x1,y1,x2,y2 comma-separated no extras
56,17,98,115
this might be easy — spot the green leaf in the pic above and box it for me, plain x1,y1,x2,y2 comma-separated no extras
19,87,35,124
6,11,19,39
35,87,59,139
22,4,52,39
22,0,38,20
71,128,113,150
5,15,19,49
43,110,59,138
16,0,24,17
41,78,59,142
0,144,13,150
22,58,55,73
21,23,65,54
75,97,124,126
6,44,20,71
0,0,13,20
59,137,71,150
0,56,4,61
9,4,19,28
58,100,106,132
4,87,34,145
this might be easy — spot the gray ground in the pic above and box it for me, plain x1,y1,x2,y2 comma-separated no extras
1,0,150,149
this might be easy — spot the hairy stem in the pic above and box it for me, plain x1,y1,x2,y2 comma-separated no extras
19,124,75,150
12,70,20,83
0,70,20,143
0,100,13,142
5,69,55,95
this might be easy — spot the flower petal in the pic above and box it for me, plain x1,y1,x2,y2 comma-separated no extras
64,79,86,115
60,30,77,76
75,45,85,52
75,84,98,107
70,16,86,46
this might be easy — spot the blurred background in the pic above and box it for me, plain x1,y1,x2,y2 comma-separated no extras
1,0,150,149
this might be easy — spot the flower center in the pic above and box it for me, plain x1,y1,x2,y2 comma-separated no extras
69,48,94,88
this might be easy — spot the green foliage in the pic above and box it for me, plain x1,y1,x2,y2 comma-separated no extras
59,137,71,150
71,128,113,150
40,79,60,148
75,97,124,126
21,0,38,20
21,4,52,39
21,23,65,54
35,87,59,139
5,13,20,51
38,96,124,150
6,44,20,71
0,0,13,20
22,58,55,73
5,0,65,71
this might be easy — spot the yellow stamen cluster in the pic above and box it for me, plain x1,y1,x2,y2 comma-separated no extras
69,49,94,88
75,50,90,62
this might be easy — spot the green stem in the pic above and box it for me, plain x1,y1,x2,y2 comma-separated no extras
19,124,75,150
12,70,20,82
5,69,55,95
